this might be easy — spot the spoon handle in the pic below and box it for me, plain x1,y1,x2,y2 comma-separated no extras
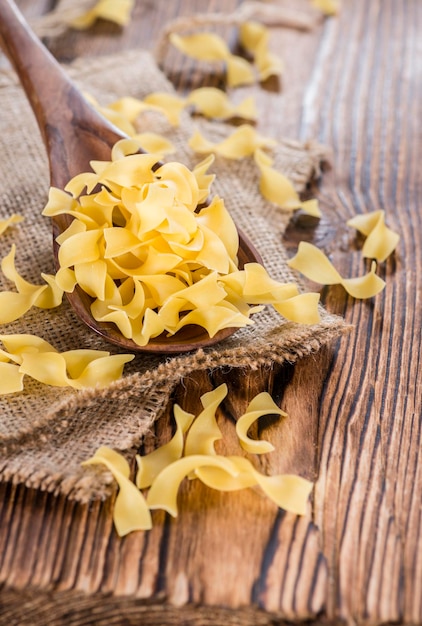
0,0,124,188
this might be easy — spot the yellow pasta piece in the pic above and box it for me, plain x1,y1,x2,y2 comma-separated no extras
196,195,239,262
136,405,195,489
250,471,312,515
0,214,23,236
18,351,134,389
273,292,321,325
184,383,227,456
175,305,253,338
65,352,135,388
347,210,399,262
255,149,321,216
287,241,386,298
189,125,277,159
186,87,257,121
0,362,25,394
96,153,159,188
239,22,283,82
130,308,167,346
194,457,257,491
220,264,321,324
0,245,63,317
58,229,104,269
0,289,45,324
235,392,286,454
106,96,155,124
143,93,187,127
196,456,312,515
132,132,175,156
71,0,135,29
0,334,134,393
100,93,186,130
82,446,152,536
169,32,255,88
146,454,239,517
311,0,340,16
192,154,216,204
84,93,137,136
0,333,56,355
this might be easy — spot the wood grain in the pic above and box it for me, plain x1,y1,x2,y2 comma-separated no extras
0,1,421,624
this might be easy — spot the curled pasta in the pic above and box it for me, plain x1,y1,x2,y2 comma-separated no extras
71,0,135,29
254,149,320,216
189,125,277,159
82,446,152,535
136,405,195,489
239,21,284,81
0,214,23,236
186,88,257,121
146,454,239,517
311,0,340,16
287,241,386,298
0,362,24,395
88,92,185,131
0,333,134,394
169,32,255,88
0,245,63,322
235,392,287,454
196,456,312,515
347,210,399,262
184,383,227,456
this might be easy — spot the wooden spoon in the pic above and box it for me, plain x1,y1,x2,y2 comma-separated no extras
0,0,262,353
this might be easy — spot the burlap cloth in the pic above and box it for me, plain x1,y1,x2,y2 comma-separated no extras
0,39,346,502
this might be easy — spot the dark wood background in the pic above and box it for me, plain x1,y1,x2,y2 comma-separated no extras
0,1,421,624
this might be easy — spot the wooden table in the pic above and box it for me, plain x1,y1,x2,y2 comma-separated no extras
0,1,421,624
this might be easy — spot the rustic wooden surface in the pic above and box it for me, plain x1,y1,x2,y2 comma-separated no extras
0,1,421,624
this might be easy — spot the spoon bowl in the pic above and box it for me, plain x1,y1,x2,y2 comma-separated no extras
0,0,262,353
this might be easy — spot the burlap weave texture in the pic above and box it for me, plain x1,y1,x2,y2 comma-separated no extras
0,48,346,502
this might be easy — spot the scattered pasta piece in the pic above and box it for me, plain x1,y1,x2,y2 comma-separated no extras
184,383,227,456
142,93,187,127
88,93,185,132
0,214,23,236
132,132,175,156
0,245,64,322
347,210,399,262
189,125,277,159
311,0,340,16
42,142,321,347
254,149,320,216
196,456,312,515
169,32,255,88
0,362,24,395
287,241,386,298
239,21,284,82
136,405,195,489
0,333,134,394
146,454,239,516
71,0,135,29
186,88,257,121
235,392,286,454
83,447,152,535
